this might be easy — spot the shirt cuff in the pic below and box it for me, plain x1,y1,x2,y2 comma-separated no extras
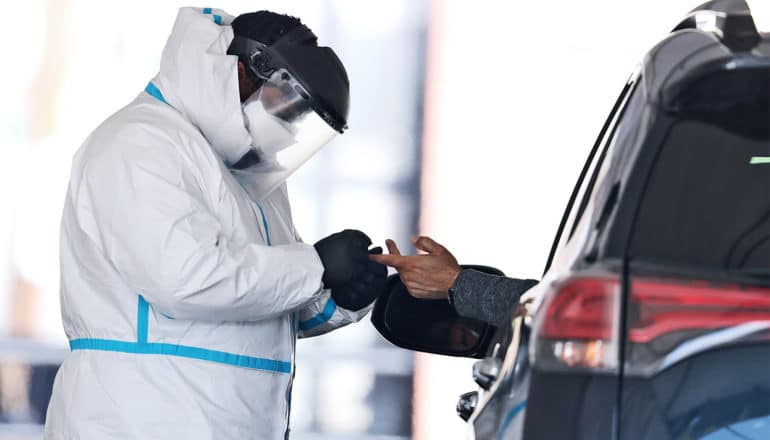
451,269,538,326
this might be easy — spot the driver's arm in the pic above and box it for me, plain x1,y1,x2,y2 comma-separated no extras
370,236,538,326
450,269,538,326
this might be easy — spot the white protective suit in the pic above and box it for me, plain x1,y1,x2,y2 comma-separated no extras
45,7,368,440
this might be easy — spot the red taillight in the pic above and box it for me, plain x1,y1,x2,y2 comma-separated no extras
629,279,770,343
533,276,621,372
532,274,770,374
542,277,620,340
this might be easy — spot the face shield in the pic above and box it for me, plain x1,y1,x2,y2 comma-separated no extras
227,27,350,201
232,69,339,200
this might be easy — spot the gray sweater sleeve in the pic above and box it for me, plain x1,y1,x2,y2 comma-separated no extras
451,269,538,326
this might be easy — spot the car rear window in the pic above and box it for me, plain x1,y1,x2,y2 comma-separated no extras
630,78,770,271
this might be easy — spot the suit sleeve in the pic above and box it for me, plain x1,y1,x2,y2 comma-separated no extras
282,200,371,338
295,290,372,338
76,130,325,322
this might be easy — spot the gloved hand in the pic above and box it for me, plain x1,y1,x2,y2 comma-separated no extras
330,247,388,311
314,229,372,288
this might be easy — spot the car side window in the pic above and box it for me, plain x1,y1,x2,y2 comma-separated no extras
566,79,641,242
542,77,638,274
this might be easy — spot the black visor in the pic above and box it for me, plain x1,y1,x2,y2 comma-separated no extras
228,27,350,133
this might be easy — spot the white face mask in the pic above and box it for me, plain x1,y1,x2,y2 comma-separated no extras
242,97,297,157
232,72,339,202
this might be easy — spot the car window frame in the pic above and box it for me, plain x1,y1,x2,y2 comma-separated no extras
542,76,638,275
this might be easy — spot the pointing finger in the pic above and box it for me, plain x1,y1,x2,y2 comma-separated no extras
385,239,402,256
369,253,409,268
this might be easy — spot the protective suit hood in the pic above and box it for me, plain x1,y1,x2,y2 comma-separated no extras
152,7,252,166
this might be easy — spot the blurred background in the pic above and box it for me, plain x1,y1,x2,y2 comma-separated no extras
1,1,765,439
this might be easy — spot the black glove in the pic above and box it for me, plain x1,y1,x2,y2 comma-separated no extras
314,229,372,289
330,247,388,311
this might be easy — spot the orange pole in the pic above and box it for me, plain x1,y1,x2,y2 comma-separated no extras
413,0,448,439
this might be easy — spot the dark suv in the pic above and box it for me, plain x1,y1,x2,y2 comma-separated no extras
372,1,770,439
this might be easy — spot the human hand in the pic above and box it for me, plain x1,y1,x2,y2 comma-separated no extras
314,229,372,288
330,247,388,311
369,236,461,300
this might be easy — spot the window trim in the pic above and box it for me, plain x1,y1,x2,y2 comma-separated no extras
542,78,636,275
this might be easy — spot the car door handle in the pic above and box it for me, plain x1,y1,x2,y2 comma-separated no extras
472,356,502,390
456,391,478,422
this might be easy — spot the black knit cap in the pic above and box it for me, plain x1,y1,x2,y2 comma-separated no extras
231,11,317,46
229,10,350,132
